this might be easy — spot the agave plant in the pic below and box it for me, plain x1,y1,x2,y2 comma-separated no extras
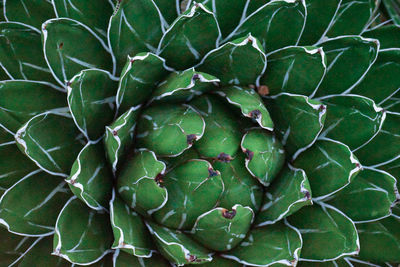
1,0,400,266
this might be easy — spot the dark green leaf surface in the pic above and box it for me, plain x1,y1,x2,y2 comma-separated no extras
363,25,400,49
15,112,84,177
113,249,170,267
53,197,113,265
153,0,178,24
42,18,113,86
383,0,400,26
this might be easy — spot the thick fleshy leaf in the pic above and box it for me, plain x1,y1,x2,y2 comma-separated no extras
42,18,113,86
293,139,361,199
52,0,113,40
326,168,398,222
151,68,219,103
325,0,376,37
136,104,205,157
0,80,67,133
241,128,285,186
0,171,71,236
380,157,400,184
288,203,359,261
196,34,266,86
53,197,113,265
0,227,37,266
382,0,400,26
260,46,326,96
153,160,224,230
3,0,55,29
266,93,326,157
315,36,379,97
193,255,242,267
256,164,312,226
158,3,220,70
68,69,118,140
222,220,302,266
110,191,156,257
354,111,400,167
213,153,263,211
191,205,254,252
153,0,179,24
218,86,273,130
363,25,400,49
116,52,170,113
108,0,164,73
146,222,212,266
0,22,55,82
15,112,84,177
226,0,306,52
299,0,341,45
112,249,170,267
104,106,140,172
321,95,385,151
117,149,167,216
350,49,400,104
66,143,113,210
381,91,400,113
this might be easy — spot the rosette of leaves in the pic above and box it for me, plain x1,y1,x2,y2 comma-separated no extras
1,0,400,266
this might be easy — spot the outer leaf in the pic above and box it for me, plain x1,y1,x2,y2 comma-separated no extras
192,255,242,267
221,220,302,266
293,138,361,199
256,164,312,226
0,22,55,82
67,69,118,140
315,36,379,97
382,0,400,26
53,197,113,265
0,171,71,236
112,249,170,267
260,46,326,96
158,3,220,70
146,221,212,266
153,0,179,24
15,112,84,177
42,18,113,86
363,25,400,49
288,203,359,261
226,0,306,52
0,80,67,133
266,93,326,157
66,143,113,210
196,34,266,86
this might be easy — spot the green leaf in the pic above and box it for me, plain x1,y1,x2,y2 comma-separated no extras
266,93,326,157
113,249,170,267
241,128,285,186
293,138,361,199
196,34,266,86
158,3,220,70
0,171,71,236
380,157,400,185
350,49,400,104
260,46,326,96
288,203,359,261
226,0,306,53
146,221,212,265
382,0,400,26
66,143,113,210
0,80,67,133
3,0,55,29
153,159,224,230
153,0,179,24
117,149,167,216
320,95,385,151
67,69,118,140
116,52,170,113
354,111,400,167
0,125,13,144
42,18,113,86
326,168,398,222
221,220,302,266
255,164,312,226
108,0,164,73
191,205,254,252
194,255,242,267
53,197,113,265
136,104,205,157
110,191,156,257
363,25,400,49
0,22,56,83
298,0,341,45
104,106,140,172
315,36,379,97
52,0,114,41
218,86,273,130
382,91,400,113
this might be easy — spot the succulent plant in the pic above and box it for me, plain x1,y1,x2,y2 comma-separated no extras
1,0,400,266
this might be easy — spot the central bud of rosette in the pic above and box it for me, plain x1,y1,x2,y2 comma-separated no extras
116,68,286,254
